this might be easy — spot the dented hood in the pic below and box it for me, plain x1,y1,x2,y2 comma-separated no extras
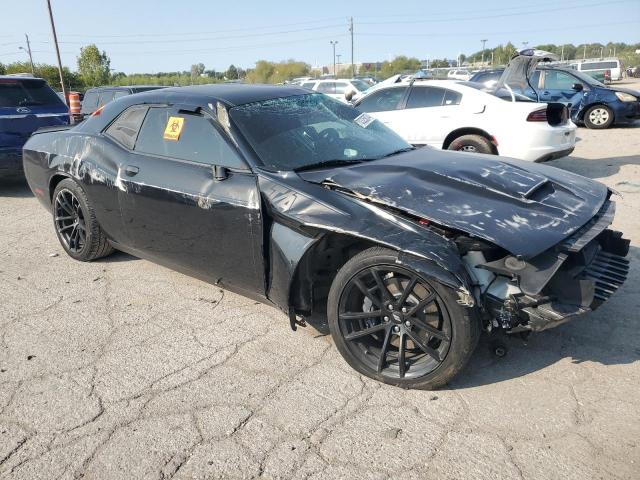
297,149,608,259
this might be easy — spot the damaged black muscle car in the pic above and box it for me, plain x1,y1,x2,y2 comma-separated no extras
22,85,630,389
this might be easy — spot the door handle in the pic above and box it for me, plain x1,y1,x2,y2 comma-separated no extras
124,165,139,177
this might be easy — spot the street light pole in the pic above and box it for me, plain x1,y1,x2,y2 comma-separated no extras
330,41,338,77
46,0,67,104
480,39,487,66
20,34,35,75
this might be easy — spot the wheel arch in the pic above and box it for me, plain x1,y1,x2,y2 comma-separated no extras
269,224,475,319
577,102,615,122
49,172,74,202
442,127,498,154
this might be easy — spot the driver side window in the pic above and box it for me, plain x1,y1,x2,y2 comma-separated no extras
357,87,408,113
134,107,246,170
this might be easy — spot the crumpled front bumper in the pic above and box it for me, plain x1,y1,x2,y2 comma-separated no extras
482,200,630,333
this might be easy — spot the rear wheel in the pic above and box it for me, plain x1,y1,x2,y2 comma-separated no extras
327,247,479,389
583,105,614,129
52,179,114,262
447,134,493,154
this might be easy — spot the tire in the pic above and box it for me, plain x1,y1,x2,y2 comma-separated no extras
327,247,479,389
52,178,114,262
583,105,614,129
447,134,493,154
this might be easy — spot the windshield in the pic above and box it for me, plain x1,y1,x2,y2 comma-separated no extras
350,80,370,92
562,69,606,88
0,78,65,107
230,93,410,171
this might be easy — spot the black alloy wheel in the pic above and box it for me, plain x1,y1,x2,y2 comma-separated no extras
54,188,86,254
328,247,479,389
52,178,114,261
336,265,452,380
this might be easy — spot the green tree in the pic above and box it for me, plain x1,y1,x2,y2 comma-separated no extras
379,56,421,78
226,64,239,80
77,44,110,87
190,63,205,79
0,63,5,75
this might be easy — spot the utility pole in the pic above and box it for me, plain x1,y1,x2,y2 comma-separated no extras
330,40,338,77
336,54,342,73
560,44,565,62
480,39,487,66
20,34,35,74
46,0,67,104
600,46,604,58
583,45,587,59
349,17,354,77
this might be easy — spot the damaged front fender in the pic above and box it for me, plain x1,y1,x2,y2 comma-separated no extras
259,171,475,314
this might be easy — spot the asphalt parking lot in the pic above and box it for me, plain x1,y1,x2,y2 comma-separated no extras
1,94,639,478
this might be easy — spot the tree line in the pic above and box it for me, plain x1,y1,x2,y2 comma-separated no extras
1,41,638,92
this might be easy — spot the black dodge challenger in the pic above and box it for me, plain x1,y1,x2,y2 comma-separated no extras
23,85,630,389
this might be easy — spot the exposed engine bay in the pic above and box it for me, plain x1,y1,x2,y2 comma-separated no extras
461,200,629,333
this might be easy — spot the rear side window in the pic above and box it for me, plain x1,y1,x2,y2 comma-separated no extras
98,91,115,108
334,82,349,94
316,82,335,94
81,92,99,113
105,105,148,149
443,89,462,105
405,87,446,109
0,79,64,107
302,82,316,89
113,90,129,99
134,107,245,169
357,87,408,113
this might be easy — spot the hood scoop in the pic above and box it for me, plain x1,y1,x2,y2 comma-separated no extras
299,149,607,258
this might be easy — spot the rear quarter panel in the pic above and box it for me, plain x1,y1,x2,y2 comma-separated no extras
23,130,126,242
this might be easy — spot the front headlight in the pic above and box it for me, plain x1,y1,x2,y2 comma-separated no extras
615,91,638,102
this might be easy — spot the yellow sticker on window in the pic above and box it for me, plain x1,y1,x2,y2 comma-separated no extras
163,116,184,141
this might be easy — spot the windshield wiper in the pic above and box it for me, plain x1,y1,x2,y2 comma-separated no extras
294,159,363,172
377,147,415,159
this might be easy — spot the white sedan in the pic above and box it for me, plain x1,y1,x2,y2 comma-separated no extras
352,79,576,162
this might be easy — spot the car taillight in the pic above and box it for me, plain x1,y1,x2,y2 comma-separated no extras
527,108,547,122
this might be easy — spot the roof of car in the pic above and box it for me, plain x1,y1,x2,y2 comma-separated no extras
119,83,311,107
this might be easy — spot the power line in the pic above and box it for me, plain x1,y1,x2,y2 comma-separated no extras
28,16,347,39
357,0,635,25
355,20,638,38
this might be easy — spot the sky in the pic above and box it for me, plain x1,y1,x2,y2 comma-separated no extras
1,0,639,74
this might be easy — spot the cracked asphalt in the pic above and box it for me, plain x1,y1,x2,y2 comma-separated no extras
1,97,639,478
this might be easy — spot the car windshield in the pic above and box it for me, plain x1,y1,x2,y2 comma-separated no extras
230,93,411,172
560,69,606,88
350,80,370,92
0,78,65,107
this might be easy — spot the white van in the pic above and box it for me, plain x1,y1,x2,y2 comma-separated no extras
571,59,624,81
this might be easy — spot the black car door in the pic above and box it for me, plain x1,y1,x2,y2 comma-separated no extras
116,104,265,297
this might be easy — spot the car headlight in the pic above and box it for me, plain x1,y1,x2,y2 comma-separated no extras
615,91,638,102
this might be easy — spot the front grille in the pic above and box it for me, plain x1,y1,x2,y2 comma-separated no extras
584,249,629,304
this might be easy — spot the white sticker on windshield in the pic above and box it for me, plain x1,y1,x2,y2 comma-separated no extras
353,112,375,128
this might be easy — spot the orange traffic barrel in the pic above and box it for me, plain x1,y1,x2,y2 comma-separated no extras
68,92,81,115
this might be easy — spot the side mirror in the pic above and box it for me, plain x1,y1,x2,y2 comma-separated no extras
572,83,584,92
213,165,228,181
344,89,356,102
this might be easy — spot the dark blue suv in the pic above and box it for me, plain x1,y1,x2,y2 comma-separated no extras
470,67,640,129
1,76,70,178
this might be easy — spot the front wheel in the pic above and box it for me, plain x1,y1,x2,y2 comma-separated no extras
447,134,493,154
327,247,479,389
583,105,614,129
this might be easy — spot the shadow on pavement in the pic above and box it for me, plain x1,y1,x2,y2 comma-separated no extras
549,154,640,185
0,177,33,198
306,245,640,389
